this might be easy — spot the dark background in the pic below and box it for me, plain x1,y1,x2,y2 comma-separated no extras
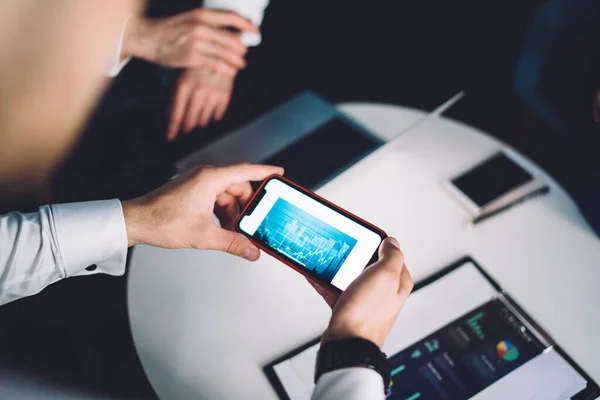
1,0,599,398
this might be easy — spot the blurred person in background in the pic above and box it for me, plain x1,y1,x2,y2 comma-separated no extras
0,1,413,398
0,0,268,396
53,0,271,205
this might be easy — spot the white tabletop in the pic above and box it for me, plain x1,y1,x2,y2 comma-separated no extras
127,103,600,399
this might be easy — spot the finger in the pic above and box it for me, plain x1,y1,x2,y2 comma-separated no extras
199,92,220,127
195,40,246,69
184,89,207,133
198,25,247,55
377,237,404,265
214,89,231,121
306,278,339,308
212,164,284,192
202,226,260,261
215,192,239,231
168,81,193,141
192,9,259,32
224,180,254,209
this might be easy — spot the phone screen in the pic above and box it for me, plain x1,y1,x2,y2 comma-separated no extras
451,153,533,208
238,178,384,291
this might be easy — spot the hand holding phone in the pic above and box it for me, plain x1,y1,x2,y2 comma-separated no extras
122,164,283,258
321,237,413,348
236,176,387,292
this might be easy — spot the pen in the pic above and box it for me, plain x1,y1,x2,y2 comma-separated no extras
468,185,551,226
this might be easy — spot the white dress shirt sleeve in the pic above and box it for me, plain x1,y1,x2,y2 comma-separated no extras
106,19,132,77
312,368,386,400
0,199,128,305
203,0,271,46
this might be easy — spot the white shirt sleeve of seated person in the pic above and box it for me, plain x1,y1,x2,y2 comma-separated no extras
106,18,132,77
0,199,128,306
203,0,270,47
312,368,385,400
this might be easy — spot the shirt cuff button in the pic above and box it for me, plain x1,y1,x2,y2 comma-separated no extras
86,264,97,272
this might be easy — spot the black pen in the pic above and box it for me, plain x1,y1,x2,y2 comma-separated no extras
468,185,551,226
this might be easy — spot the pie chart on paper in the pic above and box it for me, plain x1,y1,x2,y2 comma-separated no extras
496,340,519,362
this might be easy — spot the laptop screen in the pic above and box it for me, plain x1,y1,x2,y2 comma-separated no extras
259,117,382,191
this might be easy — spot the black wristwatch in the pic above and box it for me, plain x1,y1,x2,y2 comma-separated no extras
315,338,390,394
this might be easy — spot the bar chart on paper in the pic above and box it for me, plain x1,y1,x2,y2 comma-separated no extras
253,198,357,282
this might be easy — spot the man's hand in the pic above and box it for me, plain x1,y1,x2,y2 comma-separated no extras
121,163,283,260
167,69,234,141
122,9,258,75
314,237,414,348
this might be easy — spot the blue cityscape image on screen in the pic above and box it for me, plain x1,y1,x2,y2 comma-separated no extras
253,198,357,282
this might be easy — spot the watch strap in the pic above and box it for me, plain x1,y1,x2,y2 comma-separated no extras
315,338,390,394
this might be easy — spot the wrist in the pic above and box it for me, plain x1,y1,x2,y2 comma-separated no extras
322,323,385,349
122,16,153,61
315,338,389,394
122,199,147,247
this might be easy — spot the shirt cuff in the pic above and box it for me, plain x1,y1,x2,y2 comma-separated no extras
203,0,266,46
240,32,262,47
51,199,128,278
312,368,385,400
106,18,131,77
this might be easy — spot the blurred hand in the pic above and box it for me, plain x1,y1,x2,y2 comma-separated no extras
123,9,258,74
167,68,234,141
122,163,283,260
312,237,414,348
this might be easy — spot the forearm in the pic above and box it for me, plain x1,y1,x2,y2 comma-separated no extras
121,198,150,247
120,16,153,63
0,200,128,305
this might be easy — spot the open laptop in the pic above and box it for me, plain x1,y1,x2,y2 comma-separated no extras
176,92,384,190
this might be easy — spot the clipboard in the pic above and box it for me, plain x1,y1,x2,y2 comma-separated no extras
264,257,600,400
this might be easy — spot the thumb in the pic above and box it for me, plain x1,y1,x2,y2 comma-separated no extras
203,227,260,261
377,237,403,264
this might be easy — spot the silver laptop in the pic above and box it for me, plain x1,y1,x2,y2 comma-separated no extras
176,91,383,190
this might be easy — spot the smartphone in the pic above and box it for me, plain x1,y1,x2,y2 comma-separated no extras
445,152,545,215
236,175,387,293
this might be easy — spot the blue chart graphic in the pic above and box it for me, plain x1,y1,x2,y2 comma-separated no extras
253,198,357,282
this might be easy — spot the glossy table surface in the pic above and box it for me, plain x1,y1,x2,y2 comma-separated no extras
128,103,600,399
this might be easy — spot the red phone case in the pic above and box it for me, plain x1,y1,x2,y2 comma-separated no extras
235,175,387,293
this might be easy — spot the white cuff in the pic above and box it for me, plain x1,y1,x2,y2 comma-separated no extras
107,56,131,77
106,18,131,77
51,199,128,278
203,0,267,47
240,32,262,47
312,367,385,400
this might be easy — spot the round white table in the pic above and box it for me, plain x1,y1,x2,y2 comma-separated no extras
127,103,600,399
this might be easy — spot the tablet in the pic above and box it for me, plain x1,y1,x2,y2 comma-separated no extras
264,258,600,400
